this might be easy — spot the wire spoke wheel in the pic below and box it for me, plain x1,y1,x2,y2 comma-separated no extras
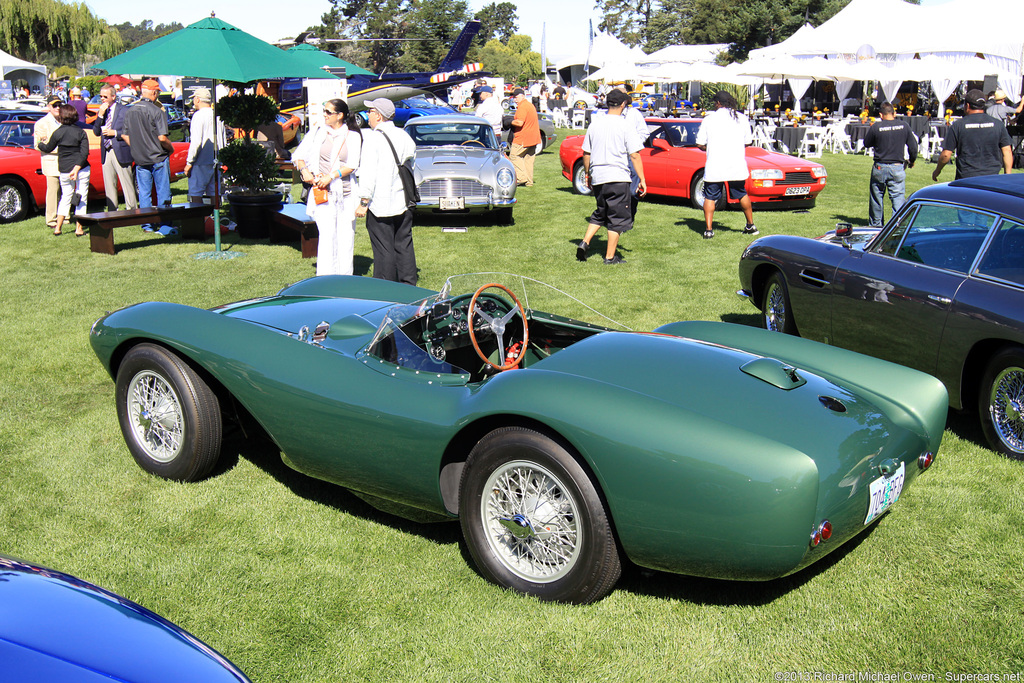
127,370,185,463
988,364,1024,454
481,460,581,582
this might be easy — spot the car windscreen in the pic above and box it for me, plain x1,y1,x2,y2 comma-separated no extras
407,122,497,149
647,121,701,147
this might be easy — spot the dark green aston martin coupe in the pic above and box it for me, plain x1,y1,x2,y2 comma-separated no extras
90,274,947,603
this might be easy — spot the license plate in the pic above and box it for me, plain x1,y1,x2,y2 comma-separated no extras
785,186,811,196
440,197,464,210
864,462,905,524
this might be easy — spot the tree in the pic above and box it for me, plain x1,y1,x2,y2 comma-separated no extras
109,20,184,51
322,0,413,73
0,0,124,67
596,0,653,47
397,0,473,72
476,34,541,85
474,2,518,45
645,0,694,53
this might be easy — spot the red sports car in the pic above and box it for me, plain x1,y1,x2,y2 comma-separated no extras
560,116,828,210
0,122,189,224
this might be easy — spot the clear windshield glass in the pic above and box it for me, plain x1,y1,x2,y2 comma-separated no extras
406,121,499,149
365,273,629,375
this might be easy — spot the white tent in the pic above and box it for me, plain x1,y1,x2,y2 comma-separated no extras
0,49,47,93
745,0,1024,101
643,44,729,64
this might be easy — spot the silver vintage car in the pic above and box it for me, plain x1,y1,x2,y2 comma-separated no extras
405,115,517,225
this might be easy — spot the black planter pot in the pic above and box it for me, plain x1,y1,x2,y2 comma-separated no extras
228,192,284,239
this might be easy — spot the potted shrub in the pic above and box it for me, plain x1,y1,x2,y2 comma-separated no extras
217,93,284,238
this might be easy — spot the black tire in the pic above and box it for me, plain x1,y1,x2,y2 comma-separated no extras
978,347,1024,460
459,427,621,604
115,343,223,481
495,207,514,226
688,170,725,212
571,161,592,196
0,178,31,223
761,271,798,335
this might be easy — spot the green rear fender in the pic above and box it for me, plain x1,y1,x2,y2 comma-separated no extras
464,369,820,580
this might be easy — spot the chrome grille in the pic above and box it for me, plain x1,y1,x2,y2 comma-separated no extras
780,172,816,185
420,178,490,198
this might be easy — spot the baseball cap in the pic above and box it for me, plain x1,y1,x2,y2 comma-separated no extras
365,97,395,120
192,87,212,102
474,85,493,94
965,89,987,108
606,89,631,107
141,79,160,91
46,95,62,106
70,87,81,95
994,89,1007,101
512,88,525,97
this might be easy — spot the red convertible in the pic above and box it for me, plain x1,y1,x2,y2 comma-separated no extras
0,120,189,224
560,116,828,210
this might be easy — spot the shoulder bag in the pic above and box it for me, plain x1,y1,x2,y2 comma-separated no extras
379,129,419,210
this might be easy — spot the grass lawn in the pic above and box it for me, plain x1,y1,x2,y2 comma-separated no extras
1,135,1022,681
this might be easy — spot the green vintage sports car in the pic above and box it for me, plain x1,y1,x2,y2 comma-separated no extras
90,274,947,604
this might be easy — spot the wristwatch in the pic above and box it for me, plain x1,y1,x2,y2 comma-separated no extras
359,198,370,207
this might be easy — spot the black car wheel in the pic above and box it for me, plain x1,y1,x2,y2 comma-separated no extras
115,344,223,481
978,347,1024,460
495,207,514,226
459,427,621,604
572,161,592,196
689,170,725,211
762,271,798,335
0,178,30,223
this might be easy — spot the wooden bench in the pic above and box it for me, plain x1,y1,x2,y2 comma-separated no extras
78,203,214,255
269,203,319,258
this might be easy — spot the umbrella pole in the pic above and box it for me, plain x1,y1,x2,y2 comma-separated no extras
195,79,243,260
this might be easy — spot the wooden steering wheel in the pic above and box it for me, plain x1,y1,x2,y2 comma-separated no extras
467,283,529,371
461,139,486,147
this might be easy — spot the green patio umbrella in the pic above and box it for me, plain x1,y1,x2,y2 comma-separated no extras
93,15,340,259
286,44,375,77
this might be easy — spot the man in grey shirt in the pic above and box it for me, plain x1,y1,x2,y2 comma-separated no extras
123,79,174,229
575,89,647,265
986,89,1023,123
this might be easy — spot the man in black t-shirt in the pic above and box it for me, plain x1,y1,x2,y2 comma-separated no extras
864,102,917,226
933,89,1013,181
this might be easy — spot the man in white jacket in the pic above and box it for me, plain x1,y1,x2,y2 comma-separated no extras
355,98,418,285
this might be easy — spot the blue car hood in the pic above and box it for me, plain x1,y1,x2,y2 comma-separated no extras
0,557,250,683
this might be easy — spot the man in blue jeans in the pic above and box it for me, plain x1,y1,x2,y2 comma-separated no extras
123,79,174,232
864,102,917,227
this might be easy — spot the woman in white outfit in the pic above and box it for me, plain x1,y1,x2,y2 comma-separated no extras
293,98,362,276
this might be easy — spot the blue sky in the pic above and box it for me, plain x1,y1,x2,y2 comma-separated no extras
83,0,954,65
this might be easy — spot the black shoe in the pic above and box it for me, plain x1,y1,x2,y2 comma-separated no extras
576,240,589,261
603,255,626,264
703,230,714,239
743,224,759,235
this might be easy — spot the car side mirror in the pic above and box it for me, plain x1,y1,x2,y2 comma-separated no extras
835,222,853,249
652,138,670,151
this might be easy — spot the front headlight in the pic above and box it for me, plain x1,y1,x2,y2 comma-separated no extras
750,169,784,180
496,167,515,189
811,166,828,178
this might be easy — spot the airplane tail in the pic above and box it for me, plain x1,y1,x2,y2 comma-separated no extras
436,21,482,73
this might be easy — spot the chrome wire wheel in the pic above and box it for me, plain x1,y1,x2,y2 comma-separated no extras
988,365,1024,455
126,369,184,464
764,281,788,332
481,459,582,583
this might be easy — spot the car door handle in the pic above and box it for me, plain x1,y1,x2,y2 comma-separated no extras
927,295,952,305
799,270,830,287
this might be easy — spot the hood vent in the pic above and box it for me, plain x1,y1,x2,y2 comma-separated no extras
740,357,807,390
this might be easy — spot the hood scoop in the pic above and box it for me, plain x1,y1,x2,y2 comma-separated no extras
740,358,807,390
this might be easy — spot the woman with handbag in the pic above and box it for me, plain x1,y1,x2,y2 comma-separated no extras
293,98,362,276
36,103,91,237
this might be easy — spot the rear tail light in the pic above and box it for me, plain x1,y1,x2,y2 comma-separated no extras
809,520,832,547
918,451,935,470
